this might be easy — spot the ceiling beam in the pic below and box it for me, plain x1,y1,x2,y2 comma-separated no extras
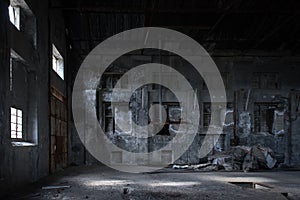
51,6,300,15
245,14,297,52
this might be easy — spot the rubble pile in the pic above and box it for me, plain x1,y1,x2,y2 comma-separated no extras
172,145,277,172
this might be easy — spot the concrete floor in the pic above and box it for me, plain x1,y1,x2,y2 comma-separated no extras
4,166,300,200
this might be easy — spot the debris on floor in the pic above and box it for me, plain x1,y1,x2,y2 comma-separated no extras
172,163,211,170
18,193,41,199
212,155,233,171
242,145,277,172
172,144,277,172
42,185,71,190
123,187,133,195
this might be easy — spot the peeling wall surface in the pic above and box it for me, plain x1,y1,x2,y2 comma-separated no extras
68,49,300,167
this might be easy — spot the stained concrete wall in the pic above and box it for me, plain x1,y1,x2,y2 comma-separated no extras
0,0,50,195
228,58,300,166
49,7,68,173
67,52,300,167
67,49,87,165
0,0,11,192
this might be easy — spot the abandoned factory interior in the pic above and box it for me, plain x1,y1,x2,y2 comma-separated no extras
1,0,300,199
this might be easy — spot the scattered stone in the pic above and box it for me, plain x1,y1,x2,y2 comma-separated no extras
42,185,71,190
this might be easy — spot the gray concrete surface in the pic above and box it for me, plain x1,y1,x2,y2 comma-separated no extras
3,165,300,200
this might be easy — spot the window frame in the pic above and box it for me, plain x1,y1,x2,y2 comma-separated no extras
10,107,23,139
52,44,64,80
8,5,20,30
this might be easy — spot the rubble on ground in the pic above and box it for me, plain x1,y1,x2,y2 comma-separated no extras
172,144,277,172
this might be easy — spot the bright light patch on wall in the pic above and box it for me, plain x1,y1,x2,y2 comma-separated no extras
8,5,20,30
11,107,23,139
52,44,64,80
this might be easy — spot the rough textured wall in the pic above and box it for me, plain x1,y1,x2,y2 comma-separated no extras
289,92,300,165
0,0,10,191
67,49,87,165
0,0,50,195
68,53,300,167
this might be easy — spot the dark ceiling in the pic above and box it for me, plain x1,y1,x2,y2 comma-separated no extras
51,0,300,60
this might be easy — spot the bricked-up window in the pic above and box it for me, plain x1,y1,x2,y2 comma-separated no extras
254,103,278,133
203,103,211,127
52,44,64,80
8,5,20,30
252,72,279,89
10,107,23,139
